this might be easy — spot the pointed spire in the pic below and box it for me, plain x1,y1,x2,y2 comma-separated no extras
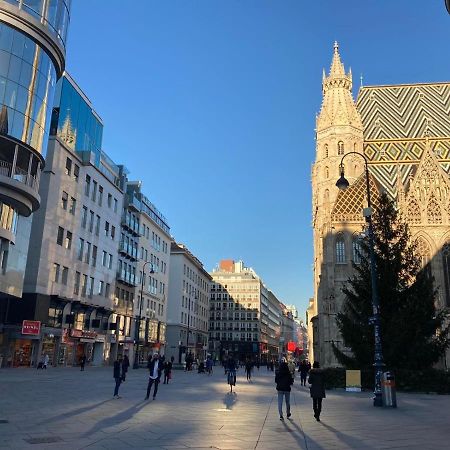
330,41,345,77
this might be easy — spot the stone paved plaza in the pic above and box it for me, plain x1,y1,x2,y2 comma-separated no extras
0,366,449,449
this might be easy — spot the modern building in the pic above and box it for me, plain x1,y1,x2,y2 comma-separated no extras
0,1,70,303
166,241,211,364
124,182,171,365
209,260,280,363
311,42,450,368
1,73,123,367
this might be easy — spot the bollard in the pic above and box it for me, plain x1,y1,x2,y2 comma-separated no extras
381,371,397,408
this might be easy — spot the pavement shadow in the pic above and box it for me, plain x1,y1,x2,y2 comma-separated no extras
35,399,112,425
223,392,238,410
81,400,148,438
280,419,309,449
319,422,369,448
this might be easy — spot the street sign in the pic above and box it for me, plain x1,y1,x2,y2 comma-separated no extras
21,320,41,335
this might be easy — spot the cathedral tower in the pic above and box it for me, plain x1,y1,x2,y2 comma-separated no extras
310,43,365,365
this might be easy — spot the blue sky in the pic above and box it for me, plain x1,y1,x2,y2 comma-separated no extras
66,1,450,317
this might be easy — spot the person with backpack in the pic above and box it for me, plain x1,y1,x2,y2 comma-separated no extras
308,361,326,421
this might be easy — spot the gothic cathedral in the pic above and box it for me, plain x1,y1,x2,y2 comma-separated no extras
309,43,450,369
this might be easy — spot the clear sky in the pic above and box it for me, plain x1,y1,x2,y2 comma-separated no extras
66,1,450,318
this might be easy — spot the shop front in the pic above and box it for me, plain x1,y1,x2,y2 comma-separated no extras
70,329,97,365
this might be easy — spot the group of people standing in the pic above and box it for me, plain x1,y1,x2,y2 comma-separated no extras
275,359,326,422
112,353,174,400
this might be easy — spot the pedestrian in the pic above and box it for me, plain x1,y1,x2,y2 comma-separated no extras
113,356,123,399
275,358,294,420
299,360,309,386
121,354,130,381
145,353,162,400
205,356,213,375
79,354,86,371
256,360,260,371
43,354,49,369
308,361,326,422
245,360,253,381
163,359,172,384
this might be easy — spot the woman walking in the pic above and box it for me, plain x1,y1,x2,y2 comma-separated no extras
275,359,294,420
121,354,130,381
308,361,326,421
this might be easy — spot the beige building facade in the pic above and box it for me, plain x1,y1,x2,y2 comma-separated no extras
310,43,450,368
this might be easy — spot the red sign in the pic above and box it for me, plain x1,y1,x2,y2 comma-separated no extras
22,320,41,335
287,341,296,352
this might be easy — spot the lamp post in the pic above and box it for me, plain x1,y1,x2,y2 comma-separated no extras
133,261,154,369
336,151,385,407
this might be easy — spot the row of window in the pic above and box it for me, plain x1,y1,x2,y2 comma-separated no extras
323,141,352,158
212,312,259,320
84,174,118,212
336,238,362,264
210,301,258,311
183,263,208,290
181,296,208,318
139,248,167,274
209,322,258,331
180,311,207,330
71,270,111,299
209,332,259,341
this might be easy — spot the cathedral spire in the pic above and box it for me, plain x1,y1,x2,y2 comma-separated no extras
329,41,345,77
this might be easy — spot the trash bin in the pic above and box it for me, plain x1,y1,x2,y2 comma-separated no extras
381,371,397,408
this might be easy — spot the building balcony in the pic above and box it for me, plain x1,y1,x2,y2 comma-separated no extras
119,241,138,261
121,217,140,236
116,271,138,287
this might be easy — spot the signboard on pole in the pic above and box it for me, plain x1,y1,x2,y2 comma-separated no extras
21,320,41,335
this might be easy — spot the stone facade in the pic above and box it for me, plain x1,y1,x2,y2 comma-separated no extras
310,43,450,369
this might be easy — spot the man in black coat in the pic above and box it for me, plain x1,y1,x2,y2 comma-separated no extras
145,353,162,400
275,360,294,420
113,356,123,399
308,361,326,421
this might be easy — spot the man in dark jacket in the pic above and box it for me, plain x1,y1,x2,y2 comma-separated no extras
113,356,123,399
308,361,326,421
275,359,294,420
145,353,162,400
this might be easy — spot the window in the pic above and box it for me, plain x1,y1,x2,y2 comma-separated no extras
61,191,68,210
107,193,112,208
98,186,103,206
89,277,95,298
81,274,88,297
352,238,362,264
111,225,115,240
85,242,91,264
78,238,84,261
105,283,110,298
74,272,81,295
325,166,329,178
92,245,97,267
95,215,100,236
102,250,107,266
65,157,72,176
53,263,60,283
57,227,64,246
114,198,118,213
81,206,87,228
325,144,329,158
89,210,94,233
92,180,97,202
108,254,113,269
336,236,346,263
62,266,68,285
73,164,79,182
98,280,104,296
338,141,344,155
85,175,91,196
105,221,109,236
69,197,76,215
65,231,72,250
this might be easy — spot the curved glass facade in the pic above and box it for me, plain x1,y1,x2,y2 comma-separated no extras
2,0,71,49
0,201,18,234
0,22,57,153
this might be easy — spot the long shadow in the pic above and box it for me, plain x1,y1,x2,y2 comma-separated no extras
81,400,148,438
35,399,112,425
319,422,370,448
223,392,238,410
279,419,311,450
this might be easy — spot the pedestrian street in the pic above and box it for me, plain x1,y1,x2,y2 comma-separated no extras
0,367,449,449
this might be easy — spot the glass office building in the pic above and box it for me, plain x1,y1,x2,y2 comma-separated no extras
0,0,70,298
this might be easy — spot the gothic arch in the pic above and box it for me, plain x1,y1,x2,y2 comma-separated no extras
324,144,329,158
325,166,329,178
427,196,442,224
407,198,421,224
414,236,432,268
351,233,363,264
338,141,344,155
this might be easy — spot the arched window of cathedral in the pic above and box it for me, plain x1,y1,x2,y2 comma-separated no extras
338,141,344,155
442,242,450,306
427,197,442,224
324,189,329,203
415,237,432,278
325,166,329,178
353,142,357,152
352,237,362,264
407,199,421,224
325,144,329,158
336,235,346,264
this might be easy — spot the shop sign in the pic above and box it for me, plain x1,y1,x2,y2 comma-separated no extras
95,335,105,342
22,320,41,335
70,329,97,339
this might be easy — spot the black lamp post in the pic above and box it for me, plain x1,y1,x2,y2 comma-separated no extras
336,151,385,407
133,261,154,369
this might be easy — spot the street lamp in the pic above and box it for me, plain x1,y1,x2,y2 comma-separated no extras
336,151,385,407
133,261,154,369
